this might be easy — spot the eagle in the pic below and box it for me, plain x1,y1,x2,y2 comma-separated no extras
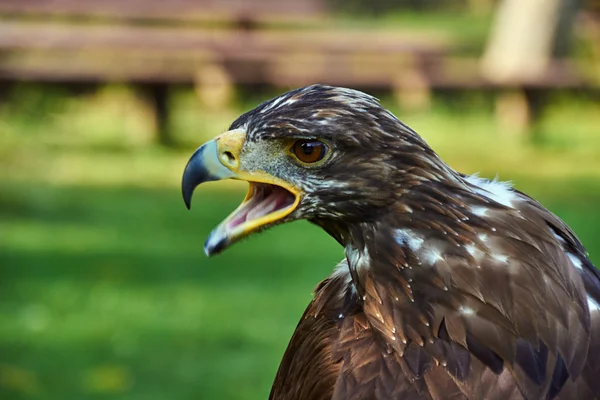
181,85,600,400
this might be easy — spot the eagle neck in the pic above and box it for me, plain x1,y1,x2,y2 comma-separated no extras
320,177,484,305
322,220,409,299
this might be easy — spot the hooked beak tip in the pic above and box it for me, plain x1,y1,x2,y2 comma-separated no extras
181,145,207,210
182,186,193,210
181,141,225,211
181,130,245,212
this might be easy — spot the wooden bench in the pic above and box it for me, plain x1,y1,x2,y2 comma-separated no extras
419,56,598,131
0,20,451,84
0,0,325,25
0,0,455,145
4,1,593,139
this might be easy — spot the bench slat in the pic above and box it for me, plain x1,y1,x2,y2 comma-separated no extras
0,0,325,23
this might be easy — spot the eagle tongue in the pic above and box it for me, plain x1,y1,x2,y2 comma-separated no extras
227,185,266,228
229,185,295,228
246,191,279,221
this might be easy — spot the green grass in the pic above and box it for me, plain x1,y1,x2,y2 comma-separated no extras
1,84,600,399
0,183,342,399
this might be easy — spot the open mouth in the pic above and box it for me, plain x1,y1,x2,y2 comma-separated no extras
203,181,299,255
226,182,298,231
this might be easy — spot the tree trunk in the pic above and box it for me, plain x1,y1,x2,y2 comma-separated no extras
481,0,580,82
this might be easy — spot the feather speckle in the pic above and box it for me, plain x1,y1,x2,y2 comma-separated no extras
471,206,488,217
568,253,584,270
395,229,424,251
589,296,600,312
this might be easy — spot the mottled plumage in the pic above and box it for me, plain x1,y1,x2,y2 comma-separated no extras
183,85,600,400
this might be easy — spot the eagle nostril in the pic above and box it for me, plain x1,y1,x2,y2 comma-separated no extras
224,151,235,162
221,150,238,168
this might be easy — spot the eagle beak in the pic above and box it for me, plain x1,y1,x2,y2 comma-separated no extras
182,129,301,256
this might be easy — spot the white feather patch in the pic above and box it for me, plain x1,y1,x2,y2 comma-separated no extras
259,96,285,113
552,231,566,243
465,244,483,259
465,174,517,207
492,253,509,263
567,253,584,271
330,260,355,297
459,306,475,316
345,245,370,272
283,97,298,106
331,260,352,282
425,248,444,264
395,229,424,251
588,295,600,312
471,206,488,217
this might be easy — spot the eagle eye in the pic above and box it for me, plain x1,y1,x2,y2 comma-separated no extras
291,139,328,164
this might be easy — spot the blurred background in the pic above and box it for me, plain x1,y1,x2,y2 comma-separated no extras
1,0,600,398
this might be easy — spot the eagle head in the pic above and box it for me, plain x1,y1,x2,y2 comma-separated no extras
182,84,452,255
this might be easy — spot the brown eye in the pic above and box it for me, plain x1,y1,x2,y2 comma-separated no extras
292,140,328,164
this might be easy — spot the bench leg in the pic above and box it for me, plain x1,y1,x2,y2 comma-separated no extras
142,83,173,147
194,64,233,110
0,81,12,104
495,88,547,136
393,70,432,112
495,89,531,134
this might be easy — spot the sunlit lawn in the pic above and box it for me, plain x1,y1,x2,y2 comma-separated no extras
1,84,600,399
1,182,345,399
